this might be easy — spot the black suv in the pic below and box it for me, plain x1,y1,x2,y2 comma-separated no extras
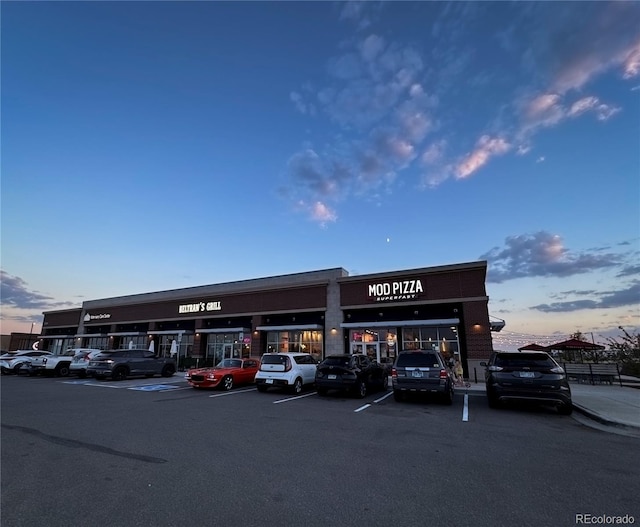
480,351,572,415
391,350,455,404
87,349,176,381
315,354,388,398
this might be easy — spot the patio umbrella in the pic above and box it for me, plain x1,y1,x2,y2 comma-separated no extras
148,340,155,354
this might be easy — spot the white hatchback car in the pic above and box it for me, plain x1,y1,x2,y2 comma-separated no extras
255,353,318,394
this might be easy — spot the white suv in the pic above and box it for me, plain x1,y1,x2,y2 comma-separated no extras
31,348,101,377
255,353,318,394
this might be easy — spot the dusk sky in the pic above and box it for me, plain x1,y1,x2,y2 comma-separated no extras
2,1,639,351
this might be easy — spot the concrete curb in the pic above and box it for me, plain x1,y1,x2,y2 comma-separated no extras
572,402,640,432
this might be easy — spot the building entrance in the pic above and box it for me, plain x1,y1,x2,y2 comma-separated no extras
349,329,397,369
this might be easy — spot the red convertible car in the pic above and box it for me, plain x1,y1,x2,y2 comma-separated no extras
185,358,259,390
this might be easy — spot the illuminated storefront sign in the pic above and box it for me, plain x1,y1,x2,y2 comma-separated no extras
83,313,112,321
368,279,423,301
178,301,222,314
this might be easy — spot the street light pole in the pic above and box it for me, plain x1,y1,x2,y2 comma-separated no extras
29,322,35,335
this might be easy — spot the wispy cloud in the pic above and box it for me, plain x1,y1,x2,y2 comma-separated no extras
480,231,620,283
282,2,639,222
0,270,75,310
531,281,640,312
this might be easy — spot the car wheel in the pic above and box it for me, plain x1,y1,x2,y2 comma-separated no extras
77,370,87,379
13,363,24,374
222,376,234,391
257,384,268,392
291,378,303,394
355,380,367,399
112,367,127,381
56,364,70,377
558,403,573,415
393,389,403,402
317,387,328,396
381,375,389,390
161,365,176,377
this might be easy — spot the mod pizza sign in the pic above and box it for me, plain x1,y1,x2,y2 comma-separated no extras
368,279,423,302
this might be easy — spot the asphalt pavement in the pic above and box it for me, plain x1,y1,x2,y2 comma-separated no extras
461,377,640,435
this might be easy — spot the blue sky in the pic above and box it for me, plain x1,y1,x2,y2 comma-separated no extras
2,1,639,350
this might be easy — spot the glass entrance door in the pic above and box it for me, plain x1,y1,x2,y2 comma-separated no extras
365,343,379,362
223,343,234,360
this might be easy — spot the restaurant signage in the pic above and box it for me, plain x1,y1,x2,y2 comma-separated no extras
368,279,423,302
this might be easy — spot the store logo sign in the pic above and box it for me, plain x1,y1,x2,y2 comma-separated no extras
178,301,222,314
83,313,111,322
368,279,423,301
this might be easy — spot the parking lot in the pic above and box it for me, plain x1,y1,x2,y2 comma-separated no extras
2,373,639,527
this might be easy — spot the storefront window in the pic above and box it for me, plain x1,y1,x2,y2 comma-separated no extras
117,336,146,350
402,326,459,357
205,333,249,366
265,331,323,360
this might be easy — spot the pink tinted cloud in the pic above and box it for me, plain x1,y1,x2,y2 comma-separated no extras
455,136,510,179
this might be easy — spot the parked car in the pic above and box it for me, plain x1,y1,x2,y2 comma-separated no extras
87,349,176,381
391,350,455,404
255,353,317,394
0,350,52,375
31,348,101,377
480,351,572,415
69,349,104,378
186,358,259,390
315,354,388,398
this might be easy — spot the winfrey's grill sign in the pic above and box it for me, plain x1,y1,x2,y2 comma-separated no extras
368,279,423,302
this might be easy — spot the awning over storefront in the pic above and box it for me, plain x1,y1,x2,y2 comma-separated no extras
74,334,107,338
197,327,251,334
147,330,190,335
256,324,323,331
107,332,147,337
38,335,75,339
340,319,459,329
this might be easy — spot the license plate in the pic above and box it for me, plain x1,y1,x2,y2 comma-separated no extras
519,372,535,378
412,370,423,378
266,379,274,384
328,374,337,380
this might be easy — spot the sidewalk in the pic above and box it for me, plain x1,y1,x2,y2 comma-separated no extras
459,380,640,434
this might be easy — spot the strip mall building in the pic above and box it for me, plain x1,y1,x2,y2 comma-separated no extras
39,261,503,378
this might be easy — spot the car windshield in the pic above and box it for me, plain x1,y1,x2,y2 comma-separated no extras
495,353,556,368
396,353,440,368
217,359,242,368
322,357,351,367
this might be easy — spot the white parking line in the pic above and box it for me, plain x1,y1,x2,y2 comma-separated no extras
374,391,394,404
462,393,469,422
354,404,371,413
273,392,317,404
209,388,256,398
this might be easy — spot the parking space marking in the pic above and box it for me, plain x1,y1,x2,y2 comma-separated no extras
273,392,317,404
128,384,183,392
373,391,393,404
462,393,469,422
354,404,371,413
209,388,256,398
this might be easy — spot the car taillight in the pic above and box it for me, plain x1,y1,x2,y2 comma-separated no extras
284,360,291,372
391,367,397,378
439,369,448,379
